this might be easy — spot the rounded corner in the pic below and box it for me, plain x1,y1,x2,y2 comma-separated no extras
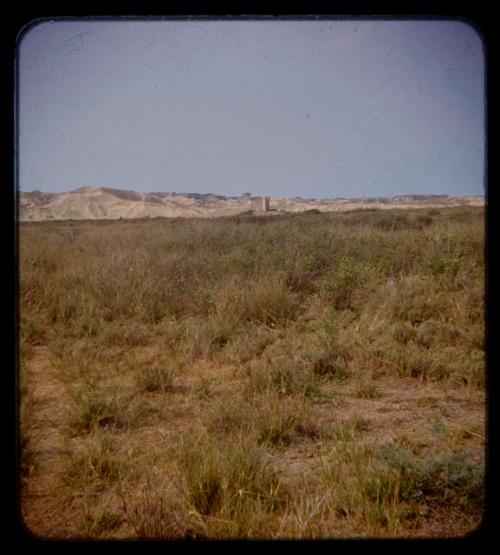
452,17,487,56
15,18,58,56
460,507,487,539
17,504,47,541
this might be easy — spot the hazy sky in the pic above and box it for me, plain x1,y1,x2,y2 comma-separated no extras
18,18,485,198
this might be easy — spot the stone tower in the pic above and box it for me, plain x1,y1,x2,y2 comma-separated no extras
251,196,271,212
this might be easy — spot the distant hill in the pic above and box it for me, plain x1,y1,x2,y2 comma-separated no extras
18,186,484,221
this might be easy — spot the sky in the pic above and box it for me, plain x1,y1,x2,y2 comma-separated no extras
17,18,485,199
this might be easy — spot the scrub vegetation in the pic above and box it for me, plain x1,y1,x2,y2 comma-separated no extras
19,206,485,539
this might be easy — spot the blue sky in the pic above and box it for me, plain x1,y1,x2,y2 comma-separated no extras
18,19,485,198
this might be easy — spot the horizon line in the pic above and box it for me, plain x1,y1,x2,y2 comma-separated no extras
18,185,485,201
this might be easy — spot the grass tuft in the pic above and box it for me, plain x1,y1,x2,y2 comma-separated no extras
68,387,127,434
136,365,175,393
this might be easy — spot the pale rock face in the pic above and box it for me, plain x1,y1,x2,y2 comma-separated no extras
18,186,485,221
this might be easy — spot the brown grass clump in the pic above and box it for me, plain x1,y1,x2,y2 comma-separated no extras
135,365,175,393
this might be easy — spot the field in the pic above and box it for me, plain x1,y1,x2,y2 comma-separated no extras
18,206,485,539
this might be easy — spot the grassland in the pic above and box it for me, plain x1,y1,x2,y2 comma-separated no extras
18,206,485,539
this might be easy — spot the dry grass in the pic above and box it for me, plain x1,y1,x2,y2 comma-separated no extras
18,206,485,539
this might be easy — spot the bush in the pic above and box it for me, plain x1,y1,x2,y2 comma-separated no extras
215,275,300,327
319,257,372,310
375,444,484,509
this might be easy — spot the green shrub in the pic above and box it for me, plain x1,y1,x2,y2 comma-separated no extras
319,256,372,310
375,444,484,509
